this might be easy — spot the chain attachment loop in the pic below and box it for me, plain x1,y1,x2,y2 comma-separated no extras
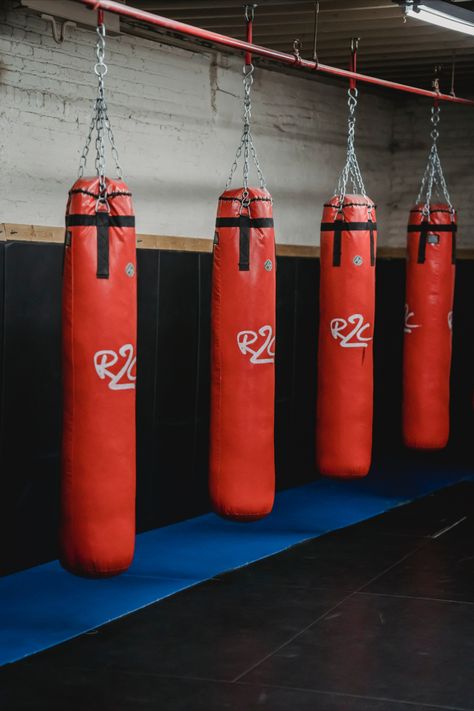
225,7,267,195
335,85,367,207
78,21,123,209
416,103,453,218
225,62,267,193
335,39,367,209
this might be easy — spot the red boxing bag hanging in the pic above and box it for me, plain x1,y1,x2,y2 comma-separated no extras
60,22,137,577
210,188,276,519
209,40,276,519
403,105,456,450
316,82,377,478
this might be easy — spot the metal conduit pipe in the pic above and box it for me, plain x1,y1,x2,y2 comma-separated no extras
75,0,474,105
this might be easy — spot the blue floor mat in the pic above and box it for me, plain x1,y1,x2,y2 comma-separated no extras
1,463,472,667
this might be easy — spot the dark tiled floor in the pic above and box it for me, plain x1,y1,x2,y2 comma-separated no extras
1,482,473,711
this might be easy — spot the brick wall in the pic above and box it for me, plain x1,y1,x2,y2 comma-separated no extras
0,4,472,246
388,97,474,247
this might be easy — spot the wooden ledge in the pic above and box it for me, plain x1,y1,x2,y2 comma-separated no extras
1,223,473,260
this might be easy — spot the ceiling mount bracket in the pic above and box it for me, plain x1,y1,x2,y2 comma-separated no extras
292,38,302,65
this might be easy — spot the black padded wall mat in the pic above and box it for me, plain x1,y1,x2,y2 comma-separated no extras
135,250,212,533
372,259,474,471
0,244,472,575
274,257,319,489
0,243,4,468
0,242,63,576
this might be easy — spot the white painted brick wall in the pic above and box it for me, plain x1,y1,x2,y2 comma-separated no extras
0,4,472,246
388,98,474,248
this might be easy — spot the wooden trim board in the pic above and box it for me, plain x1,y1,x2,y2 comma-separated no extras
1,223,474,260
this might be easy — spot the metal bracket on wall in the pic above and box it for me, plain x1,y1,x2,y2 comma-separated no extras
41,14,76,44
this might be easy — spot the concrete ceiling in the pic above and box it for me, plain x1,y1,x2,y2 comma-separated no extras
122,0,474,96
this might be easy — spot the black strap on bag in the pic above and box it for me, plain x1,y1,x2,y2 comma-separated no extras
215,216,274,271
320,221,377,267
95,212,110,279
65,214,135,279
408,221,457,265
369,222,375,267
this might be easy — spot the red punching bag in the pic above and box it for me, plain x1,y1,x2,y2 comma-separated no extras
209,36,275,519
402,104,456,450
60,21,137,577
61,176,137,577
317,195,377,477
403,204,456,449
210,189,276,519
316,79,376,478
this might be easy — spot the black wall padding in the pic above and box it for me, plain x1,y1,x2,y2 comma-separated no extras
0,243,63,575
0,243,472,575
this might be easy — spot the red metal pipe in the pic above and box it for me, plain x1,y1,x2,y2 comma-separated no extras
349,39,357,92
78,0,474,106
245,6,253,67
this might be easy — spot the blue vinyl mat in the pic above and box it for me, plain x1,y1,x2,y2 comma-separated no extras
1,463,472,667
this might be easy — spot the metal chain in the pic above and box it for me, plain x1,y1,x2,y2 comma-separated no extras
78,23,123,203
225,63,267,194
336,88,367,205
416,104,453,216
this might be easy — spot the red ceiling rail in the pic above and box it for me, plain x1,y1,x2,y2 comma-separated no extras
78,0,474,106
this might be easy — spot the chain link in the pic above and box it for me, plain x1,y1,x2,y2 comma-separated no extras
335,88,367,206
225,63,267,193
416,104,453,216
78,23,123,205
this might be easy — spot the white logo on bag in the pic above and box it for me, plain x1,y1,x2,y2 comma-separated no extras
330,314,372,348
94,344,136,390
448,311,453,330
404,304,421,334
237,325,275,364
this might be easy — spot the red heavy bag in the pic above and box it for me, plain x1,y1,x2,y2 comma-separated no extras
60,176,137,576
402,203,456,449
210,187,276,519
316,194,377,477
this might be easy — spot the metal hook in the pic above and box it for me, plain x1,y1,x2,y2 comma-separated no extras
244,4,257,22
41,14,76,44
400,0,412,23
292,38,302,64
312,1,320,64
450,52,456,97
349,37,360,91
432,64,442,94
